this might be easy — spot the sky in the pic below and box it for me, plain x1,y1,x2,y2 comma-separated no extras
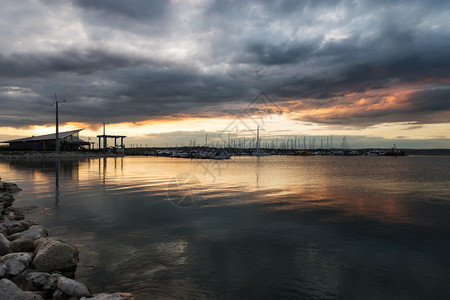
0,0,449,148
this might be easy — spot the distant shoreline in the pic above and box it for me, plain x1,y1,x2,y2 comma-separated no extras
1,148,450,159
0,150,124,159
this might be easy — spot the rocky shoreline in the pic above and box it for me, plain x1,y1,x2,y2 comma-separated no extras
0,181,133,300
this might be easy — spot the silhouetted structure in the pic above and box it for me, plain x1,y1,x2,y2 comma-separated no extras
2,129,90,150
97,135,126,151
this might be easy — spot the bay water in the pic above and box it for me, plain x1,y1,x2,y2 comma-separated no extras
1,156,449,299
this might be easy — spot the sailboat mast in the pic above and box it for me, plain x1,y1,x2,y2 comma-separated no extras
256,126,260,153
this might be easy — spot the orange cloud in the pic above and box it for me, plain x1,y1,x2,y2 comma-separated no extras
284,84,431,124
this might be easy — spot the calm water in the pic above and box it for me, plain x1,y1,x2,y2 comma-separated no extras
1,156,450,299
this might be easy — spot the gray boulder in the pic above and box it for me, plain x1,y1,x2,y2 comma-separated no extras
81,293,132,300
80,294,117,300
0,233,10,255
0,263,7,277
0,225,6,236
5,221,37,235
0,194,14,208
9,225,48,241
57,276,91,298
4,208,25,221
47,273,64,290
8,212,25,221
32,238,79,275
0,252,32,276
0,278,43,300
10,237,35,253
26,272,63,291
52,288,65,299
26,271,50,288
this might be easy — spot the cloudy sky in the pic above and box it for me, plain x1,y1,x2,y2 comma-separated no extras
1,0,449,148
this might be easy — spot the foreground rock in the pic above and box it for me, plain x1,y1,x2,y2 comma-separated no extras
0,252,32,276
9,225,48,242
57,276,91,298
0,182,22,193
0,278,43,300
0,233,10,255
0,194,15,209
0,181,134,299
5,220,37,236
32,238,79,276
9,237,35,253
81,293,134,300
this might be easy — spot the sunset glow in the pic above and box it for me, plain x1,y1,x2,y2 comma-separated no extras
0,1,449,148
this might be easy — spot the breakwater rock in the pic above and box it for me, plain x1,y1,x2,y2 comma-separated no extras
0,181,134,300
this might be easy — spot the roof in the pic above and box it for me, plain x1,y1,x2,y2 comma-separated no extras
2,129,83,143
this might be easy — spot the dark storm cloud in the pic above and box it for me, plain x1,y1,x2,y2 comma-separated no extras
0,49,150,78
0,0,449,128
240,41,316,65
75,0,169,20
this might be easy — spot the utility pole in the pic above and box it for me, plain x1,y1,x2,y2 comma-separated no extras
103,122,109,152
50,94,65,152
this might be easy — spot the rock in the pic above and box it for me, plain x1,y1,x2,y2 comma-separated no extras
7,212,16,220
30,291,48,299
8,225,48,241
0,225,7,236
0,263,7,277
10,237,35,253
26,272,51,289
0,252,32,276
52,288,65,300
5,221,37,236
11,269,32,290
0,194,14,208
32,238,79,276
57,276,91,298
91,292,133,300
3,207,25,221
0,278,43,300
47,273,64,290
81,293,133,300
25,271,63,291
25,271,62,296
1,183,22,193
0,233,10,255
15,213,25,220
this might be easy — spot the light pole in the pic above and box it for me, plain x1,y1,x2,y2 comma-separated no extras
102,122,109,152
50,94,65,152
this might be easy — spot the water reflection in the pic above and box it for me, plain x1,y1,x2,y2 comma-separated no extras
255,156,261,188
55,159,60,206
0,156,449,299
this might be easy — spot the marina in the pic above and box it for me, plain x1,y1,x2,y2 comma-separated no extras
1,1,449,299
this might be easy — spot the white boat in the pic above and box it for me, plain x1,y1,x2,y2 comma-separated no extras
172,151,190,158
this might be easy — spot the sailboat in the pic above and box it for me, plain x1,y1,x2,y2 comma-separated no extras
385,144,406,156
252,126,270,156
